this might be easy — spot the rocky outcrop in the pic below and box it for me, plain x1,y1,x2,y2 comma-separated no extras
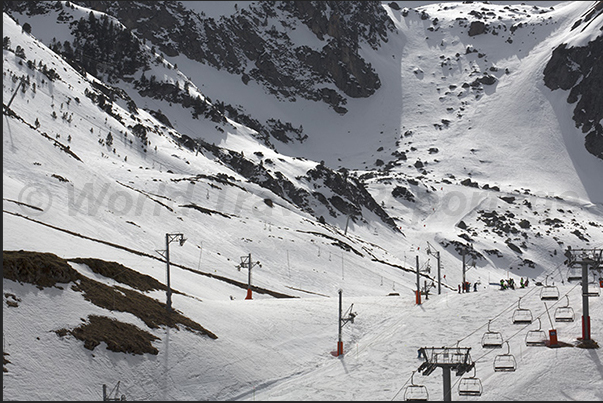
186,138,400,232
66,1,394,114
4,0,395,146
543,12,603,160
468,20,486,36
306,164,399,231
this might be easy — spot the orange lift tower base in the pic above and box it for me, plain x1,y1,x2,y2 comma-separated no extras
543,302,559,347
237,253,261,300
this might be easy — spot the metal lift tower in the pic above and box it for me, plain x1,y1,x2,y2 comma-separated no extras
416,346,474,401
564,246,601,347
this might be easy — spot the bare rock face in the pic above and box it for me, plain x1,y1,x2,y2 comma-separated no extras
544,35,603,160
69,1,395,115
543,2,603,161
468,20,486,36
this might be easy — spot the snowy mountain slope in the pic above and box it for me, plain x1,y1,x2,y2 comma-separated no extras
3,2,428,307
3,1,603,401
375,1,602,199
365,0,603,279
5,1,601,204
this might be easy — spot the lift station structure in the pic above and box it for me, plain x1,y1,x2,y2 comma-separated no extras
416,346,475,401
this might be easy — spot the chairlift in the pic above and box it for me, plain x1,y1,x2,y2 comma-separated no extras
458,366,483,396
512,297,533,324
404,370,429,401
493,341,517,372
586,273,601,297
540,275,559,301
554,295,574,322
525,318,547,346
481,319,503,348
585,283,601,297
566,266,582,282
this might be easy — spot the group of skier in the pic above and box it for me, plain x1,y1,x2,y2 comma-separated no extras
499,277,529,290
458,281,478,293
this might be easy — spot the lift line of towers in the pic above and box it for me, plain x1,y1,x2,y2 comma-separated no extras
155,232,600,401
402,246,601,401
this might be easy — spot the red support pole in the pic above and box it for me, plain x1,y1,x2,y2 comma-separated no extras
548,329,558,346
415,290,421,305
337,341,344,356
245,288,253,300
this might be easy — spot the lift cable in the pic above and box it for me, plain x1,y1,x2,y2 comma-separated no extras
469,283,581,365
456,285,539,345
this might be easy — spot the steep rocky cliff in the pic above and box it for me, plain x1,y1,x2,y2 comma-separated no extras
543,1,603,160
68,1,395,114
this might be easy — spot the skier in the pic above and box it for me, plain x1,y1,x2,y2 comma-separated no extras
520,278,525,288
500,279,506,290
474,282,478,292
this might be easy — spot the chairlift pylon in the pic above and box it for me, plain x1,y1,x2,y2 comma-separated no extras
404,370,429,401
481,319,503,348
540,275,559,301
525,318,547,346
512,297,533,324
493,341,517,372
458,366,483,396
554,295,575,322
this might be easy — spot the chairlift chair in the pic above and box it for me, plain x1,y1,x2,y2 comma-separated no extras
566,266,582,282
585,285,601,297
493,341,517,372
540,275,559,301
404,371,429,401
586,276,601,297
512,297,533,324
525,318,547,346
458,366,483,397
554,295,575,322
481,319,503,348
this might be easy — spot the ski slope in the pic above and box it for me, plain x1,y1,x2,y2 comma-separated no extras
3,1,603,400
